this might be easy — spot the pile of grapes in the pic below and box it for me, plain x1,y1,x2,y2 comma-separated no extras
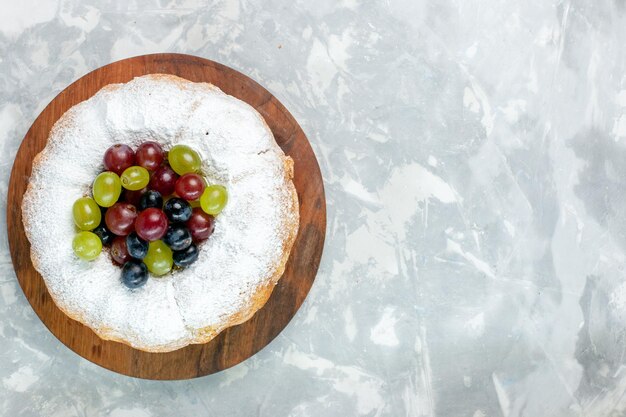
71,142,228,289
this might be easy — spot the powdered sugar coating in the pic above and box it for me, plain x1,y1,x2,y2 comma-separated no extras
22,75,299,352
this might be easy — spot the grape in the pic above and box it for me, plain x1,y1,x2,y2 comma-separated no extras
111,236,131,265
173,243,199,267
72,197,101,230
135,208,168,241
163,224,192,251
123,187,147,207
150,166,178,196
168,145,201,175
105,203,138,236
72,231,102,261
144,240,173,276
93,223,115,245
164,198,192,223
175,173,205,201
120,166,150,191
136,141,164,171
126,232,148,259
121,260,148,289
93,172,122,208
200,185,228,215
186,208,215,242
138,190,163,211
104,144,135,175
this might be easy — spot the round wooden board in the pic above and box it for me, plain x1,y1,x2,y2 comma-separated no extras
7,54,326,380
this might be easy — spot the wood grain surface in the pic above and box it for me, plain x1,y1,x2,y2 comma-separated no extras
6,54,326,380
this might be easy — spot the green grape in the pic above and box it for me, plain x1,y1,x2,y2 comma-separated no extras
200,185,228,215
144,240,173,276
72,197,101,230
93,172,122,207
120,166,150,191
73,231,102,261
168,145,201,175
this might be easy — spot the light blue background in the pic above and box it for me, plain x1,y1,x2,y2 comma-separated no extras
2,1,626,416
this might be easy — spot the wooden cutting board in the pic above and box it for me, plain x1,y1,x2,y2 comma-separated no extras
6,53,326,380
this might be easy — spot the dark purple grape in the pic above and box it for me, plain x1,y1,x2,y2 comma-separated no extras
163,198,192,223
126,232,148,260
173,243,199,267
93,223,115,246
163,224,192,251
121,260,148,289
138,190,163,211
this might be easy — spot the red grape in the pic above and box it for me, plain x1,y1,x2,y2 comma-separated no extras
136,141,164,171
150,165,178,196
135,208,168,241
186,208,215,242
104,144,135,175
110,236,131,265
175,173,206,201
105,203,138,236
123,187,147,206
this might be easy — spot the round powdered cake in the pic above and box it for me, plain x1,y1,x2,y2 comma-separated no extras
22,74,299,352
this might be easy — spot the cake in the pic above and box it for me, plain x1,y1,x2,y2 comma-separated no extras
21,74,299,352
